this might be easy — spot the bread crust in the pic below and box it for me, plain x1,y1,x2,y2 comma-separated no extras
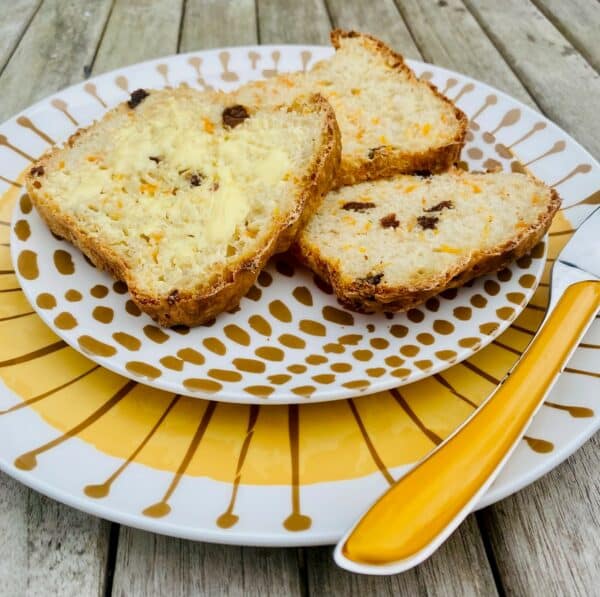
26,94,341,327
330,30,468,187
293,181,561,313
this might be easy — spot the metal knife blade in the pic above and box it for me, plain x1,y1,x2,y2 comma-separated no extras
557,207,600,279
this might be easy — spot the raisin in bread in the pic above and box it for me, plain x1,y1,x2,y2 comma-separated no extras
26,87,340,327
293,170,560,312
233,30,467,187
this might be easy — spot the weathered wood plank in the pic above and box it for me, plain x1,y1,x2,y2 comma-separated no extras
325,0,421,60
478,434,600,596
0,473,111,597
464,0,600,157
396,0,535,106
532,0,600,72
111,528,303,596
93,0,184,74
0,0,113,121
306,516,498,596
0,0,40,74
180,0,258,51
0,2,117,595
257,0,331,45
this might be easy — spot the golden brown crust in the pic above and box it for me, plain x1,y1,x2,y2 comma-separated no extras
329,30,468,187
292,183,561,313
26,94,341,328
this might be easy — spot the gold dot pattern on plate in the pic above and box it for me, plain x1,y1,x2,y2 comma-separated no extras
370,338,389,350
256,346,284,361
14,219,30,241
91,284,109,298
339,334,362,345
233,358,265,373
342,380,370,390
312,374,335,384
54,312,77,330
484,280,500,296
224,324,250,346
519,274,536,288
144,325,169,344
471,294,487,308
435,350,457,361
385,356,404,367
19,194,32,213
125,300,141,316
36,293,56,309
306,355,327,365
113,281,128,294
160,356,183,371
433,320,455,335
78,335,116,357
330,362,352,373
459,337,481,349
65,289,82,302
177,348,205,365
415,360,433,371
257,271,273,287
390,325,408,339
323,343,344,354
292,286,313,306
279,334,305,349
366,368,386,378
275,260,294,277
17,250,38,279
322,306,354,326
53,250,74,275
288,364,307,374
126,361,161,379
93,306,114,324
416,333,434,345
453,307,472,321
183,378,222,393
203,337,226,355
245,285,261,301
113,332,141,351
244,385,275,398
407,309,424,323
400,345,420,357
353,349,373,362
269,300,291,322
248,315,271,336
268,374,291,385
507,292,526,305
292,385,315,397
299,320,326,336
208,369,242,383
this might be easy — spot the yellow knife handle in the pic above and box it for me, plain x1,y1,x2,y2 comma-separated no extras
343,281,600,565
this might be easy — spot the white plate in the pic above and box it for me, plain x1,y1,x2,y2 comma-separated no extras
0,44,598,547
10,46,545,404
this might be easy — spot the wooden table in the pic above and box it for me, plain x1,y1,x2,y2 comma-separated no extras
1,1,598,594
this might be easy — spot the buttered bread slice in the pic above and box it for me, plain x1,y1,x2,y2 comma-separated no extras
233,30,467,186
27,87,340,326
293,170,560,312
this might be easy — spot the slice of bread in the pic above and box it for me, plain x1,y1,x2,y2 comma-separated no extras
233,30,467,187
293,170,560,312
26,87,340,327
